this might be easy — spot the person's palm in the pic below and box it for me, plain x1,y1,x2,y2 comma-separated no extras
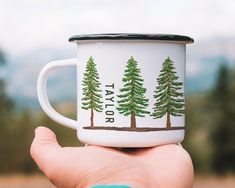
31,127,194,188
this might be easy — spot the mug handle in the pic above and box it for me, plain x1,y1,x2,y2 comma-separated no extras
37,58,78,129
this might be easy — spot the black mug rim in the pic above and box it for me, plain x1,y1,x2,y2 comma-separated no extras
69,33,194,44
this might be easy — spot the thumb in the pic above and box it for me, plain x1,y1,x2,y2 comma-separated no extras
30,126,61,172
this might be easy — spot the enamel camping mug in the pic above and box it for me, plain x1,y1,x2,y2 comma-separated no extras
37,33,194,147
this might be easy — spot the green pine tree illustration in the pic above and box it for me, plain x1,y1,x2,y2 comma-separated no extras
117,56,150,129
82,56,103,128
151,57,184,129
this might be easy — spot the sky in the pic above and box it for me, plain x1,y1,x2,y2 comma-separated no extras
0,0,235,103
0,0,235,56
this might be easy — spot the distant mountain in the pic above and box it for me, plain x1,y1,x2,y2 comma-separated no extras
186,36,235,93
2,37,235,109
186,55,234,93
3,47,77,109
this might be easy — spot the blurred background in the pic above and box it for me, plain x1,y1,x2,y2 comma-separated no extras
0,0,234,187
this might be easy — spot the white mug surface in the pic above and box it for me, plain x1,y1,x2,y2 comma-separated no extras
37,33,194,147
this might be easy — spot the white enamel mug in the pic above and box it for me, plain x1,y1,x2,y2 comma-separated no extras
37,33,193,147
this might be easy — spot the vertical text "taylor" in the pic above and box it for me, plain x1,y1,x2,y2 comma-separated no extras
105,83,115,123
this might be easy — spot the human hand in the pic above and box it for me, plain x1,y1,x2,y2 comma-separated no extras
30,126,194,188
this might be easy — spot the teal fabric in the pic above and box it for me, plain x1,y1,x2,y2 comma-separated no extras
91,185,131,188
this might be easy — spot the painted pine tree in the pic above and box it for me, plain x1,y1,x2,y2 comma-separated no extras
151,57,184,129
82,56,103,128
117,56,150,129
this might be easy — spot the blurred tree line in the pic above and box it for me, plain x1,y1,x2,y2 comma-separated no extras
183,62,235,175
0,50,80,174
0,49,234,175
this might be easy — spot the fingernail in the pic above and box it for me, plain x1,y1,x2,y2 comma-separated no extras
35,127,40,136
35,127,43,137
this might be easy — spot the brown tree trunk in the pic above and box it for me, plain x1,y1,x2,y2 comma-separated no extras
131,112,136,129
166,111,171,129
90,108,94,128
